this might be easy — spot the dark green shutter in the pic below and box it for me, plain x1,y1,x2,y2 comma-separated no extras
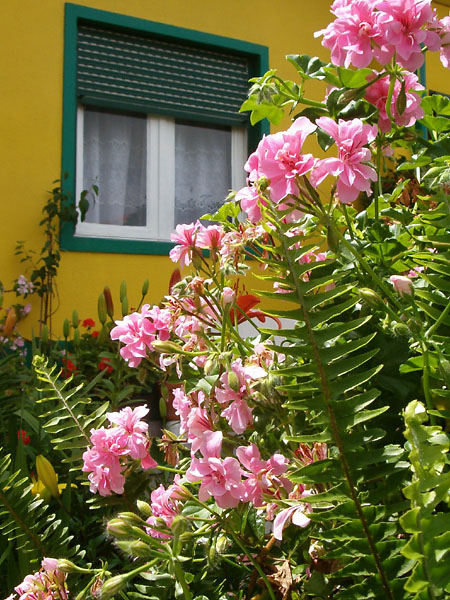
77,24,250,124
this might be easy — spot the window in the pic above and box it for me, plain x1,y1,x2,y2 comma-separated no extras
61,4,269,254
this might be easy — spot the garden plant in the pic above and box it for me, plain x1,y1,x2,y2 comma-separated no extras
2,0,450,598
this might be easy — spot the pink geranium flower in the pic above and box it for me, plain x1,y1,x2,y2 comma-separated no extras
196,224,224,251
169,222,201,268
110,304,157,368
244,117,316,206
377,0,440,71
316,0,391,68
145,475,184,538
310,117,377,204
235,185,267,223
365,72,424,132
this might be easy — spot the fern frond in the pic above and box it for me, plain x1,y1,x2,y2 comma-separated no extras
0,453,82,575
257,210,410,599
33,355,109,470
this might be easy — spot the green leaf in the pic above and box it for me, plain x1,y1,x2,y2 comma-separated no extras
338,67,373,89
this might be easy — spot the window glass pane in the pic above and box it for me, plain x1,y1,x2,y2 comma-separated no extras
175,122,231,226
83,108,147,226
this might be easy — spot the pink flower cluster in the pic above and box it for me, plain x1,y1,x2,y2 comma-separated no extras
169,222,225,268
145,475,185,538
237,117,316,223
364,73,424,133
186,431,291,510
82,405,157,496
16,275,34,295
111,304,172,368
311,117,378,204
236,115,380,212
317,0,443,72
7,558,68,600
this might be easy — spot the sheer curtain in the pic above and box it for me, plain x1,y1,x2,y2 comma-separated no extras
82,108,147,226
174,122,231,226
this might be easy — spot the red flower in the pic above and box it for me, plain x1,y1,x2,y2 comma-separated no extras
82,318,96,328
61,357,77,379
17,429,30,445
98,357,113,374
91,330,99,338
230,294,282,328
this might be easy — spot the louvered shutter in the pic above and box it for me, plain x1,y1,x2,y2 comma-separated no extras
77,24,250,125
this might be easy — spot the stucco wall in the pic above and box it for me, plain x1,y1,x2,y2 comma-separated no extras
1,0,449,337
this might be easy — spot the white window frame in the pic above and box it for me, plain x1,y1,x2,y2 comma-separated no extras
75,105,247,242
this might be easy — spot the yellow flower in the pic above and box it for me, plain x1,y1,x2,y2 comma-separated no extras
35,455,60,498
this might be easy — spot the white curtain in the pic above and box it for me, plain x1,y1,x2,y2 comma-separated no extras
175,122,231,226
83,108,147,226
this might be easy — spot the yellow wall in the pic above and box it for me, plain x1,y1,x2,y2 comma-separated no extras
1,0,449,338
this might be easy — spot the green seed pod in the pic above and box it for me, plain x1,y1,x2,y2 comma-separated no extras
72,310,79,329
120,280,127,302
98,293,107,324
121,296,129,317
63,318,70,339
40,324,49,346
141,278,149,296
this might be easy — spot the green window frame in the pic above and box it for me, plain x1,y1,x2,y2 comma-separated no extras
61,2,269,255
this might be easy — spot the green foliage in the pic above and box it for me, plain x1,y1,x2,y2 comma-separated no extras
400,401,450,599
0,452,82,588
32,355,109,470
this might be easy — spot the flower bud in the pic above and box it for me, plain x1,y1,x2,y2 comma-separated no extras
57,559,85,574
221,287,235,308
63,318,70,339
257,176,270,192
392,322,410,337
118,512,144,527
136,500,152,517
120,281,127,303
204,358,219,376
116,540,153,557
72,310,79,329
73,327,80,347
141,279,149,297
151,340,182,354
327,226,339,253
3,308,17,337
390,275,413,297
359,288,385,310
103,287,114,319
106,518,133,538
36,455,60,498
227,371,240,392
41,324,49,346
100,575,126,599
98,293,107,325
